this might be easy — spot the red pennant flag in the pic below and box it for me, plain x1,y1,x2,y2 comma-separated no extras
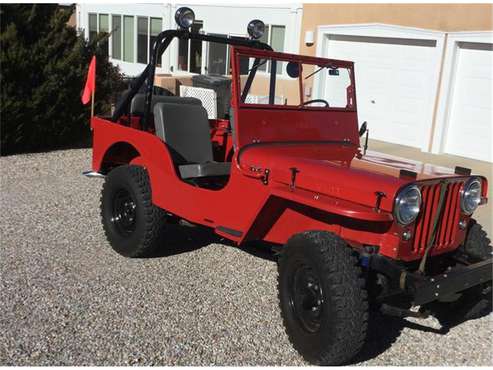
81,56,96,105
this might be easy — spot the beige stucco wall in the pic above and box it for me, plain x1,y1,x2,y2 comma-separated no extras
300,3,493,57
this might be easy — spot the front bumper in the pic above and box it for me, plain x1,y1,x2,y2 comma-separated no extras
367,254,493,306
408,259,492,305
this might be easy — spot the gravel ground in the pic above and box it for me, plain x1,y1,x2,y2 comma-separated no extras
1,148,492,366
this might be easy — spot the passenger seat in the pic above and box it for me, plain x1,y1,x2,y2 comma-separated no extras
153,102,231,180
130,93,202,116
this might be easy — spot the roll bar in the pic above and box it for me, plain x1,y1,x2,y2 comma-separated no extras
111,29,272,129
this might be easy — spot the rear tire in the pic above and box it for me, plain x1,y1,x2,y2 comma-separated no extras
101,165,167,257
277,231,368,365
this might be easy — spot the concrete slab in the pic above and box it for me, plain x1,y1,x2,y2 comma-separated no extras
368,139,492,237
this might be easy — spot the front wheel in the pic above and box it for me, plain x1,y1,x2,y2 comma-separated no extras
277,231,368,365
100,165,167,257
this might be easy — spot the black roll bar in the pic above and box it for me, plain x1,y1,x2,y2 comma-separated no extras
111,29,272,129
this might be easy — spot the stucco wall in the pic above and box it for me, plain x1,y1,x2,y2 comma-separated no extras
300,3,493,56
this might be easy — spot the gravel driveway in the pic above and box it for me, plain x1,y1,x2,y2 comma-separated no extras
1,149,492,366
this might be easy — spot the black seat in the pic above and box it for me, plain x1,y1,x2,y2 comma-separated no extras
130,93,202,116
153,102,230,179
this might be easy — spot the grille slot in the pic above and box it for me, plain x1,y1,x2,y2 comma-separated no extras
412,181,462,254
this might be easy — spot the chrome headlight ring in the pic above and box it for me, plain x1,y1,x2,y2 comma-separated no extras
460,177,482,215
394,185,422,225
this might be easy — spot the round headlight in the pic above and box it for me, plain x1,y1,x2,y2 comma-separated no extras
175,7,195,29
460,177,482,215
247,19,265,40
394,185,422,225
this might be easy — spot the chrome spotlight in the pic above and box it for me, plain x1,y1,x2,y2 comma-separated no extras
247,19,265,40
175,7,195,29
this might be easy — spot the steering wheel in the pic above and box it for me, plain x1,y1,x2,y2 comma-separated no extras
302,99,329,107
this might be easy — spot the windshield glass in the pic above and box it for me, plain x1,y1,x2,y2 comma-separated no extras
301,63,354,108
239,56,300,106
237,53,355,110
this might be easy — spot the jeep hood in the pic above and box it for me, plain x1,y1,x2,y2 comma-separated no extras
239,143,459,213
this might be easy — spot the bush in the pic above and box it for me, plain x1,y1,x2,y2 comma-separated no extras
0,4,125,155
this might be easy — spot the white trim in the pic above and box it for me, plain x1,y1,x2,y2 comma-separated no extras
313,23,446,152
317,23,445,40
432,31,493,155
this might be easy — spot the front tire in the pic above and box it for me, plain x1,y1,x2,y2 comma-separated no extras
278,231,368,365
101,165,167,257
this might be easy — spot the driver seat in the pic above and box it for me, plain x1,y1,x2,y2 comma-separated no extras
153,102,230,179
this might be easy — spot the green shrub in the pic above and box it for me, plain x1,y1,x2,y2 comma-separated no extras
0,4,125,155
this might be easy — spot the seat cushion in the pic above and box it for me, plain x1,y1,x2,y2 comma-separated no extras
153,102,213,164
131,94,202,116
179,162,231,179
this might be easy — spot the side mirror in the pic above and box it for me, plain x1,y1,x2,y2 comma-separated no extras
359,121,368,137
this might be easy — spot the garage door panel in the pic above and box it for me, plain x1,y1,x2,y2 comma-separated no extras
323,34,438,148
445,43,492,162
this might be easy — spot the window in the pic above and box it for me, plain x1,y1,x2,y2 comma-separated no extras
112,15,121,60
207,36,249,76
137,17,148,64
178,21,203,72
257,25,269,72
99,14,109,56
150,18,162,67
208,35,228,75
270,25,285,75
123,15,134,62
249,25,286,74
88,13,97,43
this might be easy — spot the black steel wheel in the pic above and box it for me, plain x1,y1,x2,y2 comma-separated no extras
101,165,167,257
278,231,368,365
111,188,137,237
290,261,324,333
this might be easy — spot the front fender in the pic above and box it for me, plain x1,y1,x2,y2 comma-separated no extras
240,184,398,253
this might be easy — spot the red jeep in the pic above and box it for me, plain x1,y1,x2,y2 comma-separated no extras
85,8,492,365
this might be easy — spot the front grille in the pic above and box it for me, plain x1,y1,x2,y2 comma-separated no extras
412,180,463,254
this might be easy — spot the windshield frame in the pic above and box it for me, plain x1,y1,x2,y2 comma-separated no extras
233,47,357,112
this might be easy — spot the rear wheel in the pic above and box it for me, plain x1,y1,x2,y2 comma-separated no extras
277,231,368,365
101,165,167,257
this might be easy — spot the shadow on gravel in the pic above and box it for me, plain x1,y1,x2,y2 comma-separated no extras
150,223,279,262
351,300,492,364
150,224,222,258
237,240,279,263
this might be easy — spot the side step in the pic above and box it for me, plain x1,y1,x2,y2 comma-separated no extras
82,170,105,178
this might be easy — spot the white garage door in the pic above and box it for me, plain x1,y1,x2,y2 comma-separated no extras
322,34,439,149
444,42,493,162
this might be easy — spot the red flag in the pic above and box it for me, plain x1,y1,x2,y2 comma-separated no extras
81,56,96,105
